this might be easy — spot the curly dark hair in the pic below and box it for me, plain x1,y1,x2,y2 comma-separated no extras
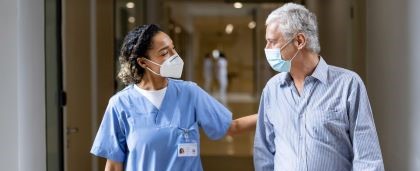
118,24,162,85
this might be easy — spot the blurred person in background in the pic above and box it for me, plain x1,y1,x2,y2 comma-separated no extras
203,52,214,92
213,50,228,105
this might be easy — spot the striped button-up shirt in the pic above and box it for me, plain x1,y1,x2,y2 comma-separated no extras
254,57,384,171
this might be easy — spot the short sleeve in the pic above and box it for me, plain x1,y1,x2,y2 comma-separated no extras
192,83,232,140
90,98,127,162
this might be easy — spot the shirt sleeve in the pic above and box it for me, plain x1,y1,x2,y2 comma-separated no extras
90,98,127,163
348,76,384,171
192,83,232,140
253,89,276,171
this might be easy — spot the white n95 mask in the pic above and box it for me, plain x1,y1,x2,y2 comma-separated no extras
145,54,184,78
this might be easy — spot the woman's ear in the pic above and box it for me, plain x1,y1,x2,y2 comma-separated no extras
295,33,306,50
137,57,148,69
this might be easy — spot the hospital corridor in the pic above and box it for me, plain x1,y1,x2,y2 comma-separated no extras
1,0,420,171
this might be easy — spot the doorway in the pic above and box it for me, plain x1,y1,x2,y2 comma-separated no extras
61,0,115,170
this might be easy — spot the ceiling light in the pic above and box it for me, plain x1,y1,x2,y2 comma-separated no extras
225,24,234,34
248,21,256,29
128,17,135,23
233,2,243,9
175,26,182,34
126,2,135,9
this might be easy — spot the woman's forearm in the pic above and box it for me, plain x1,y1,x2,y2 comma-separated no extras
105,159,123,171
227,114,258,136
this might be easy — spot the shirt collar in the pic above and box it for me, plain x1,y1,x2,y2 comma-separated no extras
278,56,328,86
279,73,292,86
311,57,328,85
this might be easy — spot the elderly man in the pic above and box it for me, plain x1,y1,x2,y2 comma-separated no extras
254,3,384,171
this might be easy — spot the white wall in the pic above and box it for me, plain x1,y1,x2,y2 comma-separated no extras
0,0,19,170
408,1,420,169
367,0,420,170
0,0,46,170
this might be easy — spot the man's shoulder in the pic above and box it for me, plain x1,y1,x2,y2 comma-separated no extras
266,73,287,86
327,65,364,86
262,73,289,94
327,64,351,74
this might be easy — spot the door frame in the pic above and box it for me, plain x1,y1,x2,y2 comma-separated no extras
45,0,65,170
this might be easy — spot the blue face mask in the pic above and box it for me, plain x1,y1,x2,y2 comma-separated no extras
264,38,299,72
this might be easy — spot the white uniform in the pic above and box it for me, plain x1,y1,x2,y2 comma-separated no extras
217,58,228,105
203,58,213,92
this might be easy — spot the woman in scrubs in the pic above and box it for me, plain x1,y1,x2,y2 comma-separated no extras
90,24,256,171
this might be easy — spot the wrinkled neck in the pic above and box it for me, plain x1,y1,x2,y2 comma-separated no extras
290,51,319,82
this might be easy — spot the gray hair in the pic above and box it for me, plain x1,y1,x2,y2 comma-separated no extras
266,3,320,53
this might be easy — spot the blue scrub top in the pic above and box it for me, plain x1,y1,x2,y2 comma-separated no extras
91,79,232,171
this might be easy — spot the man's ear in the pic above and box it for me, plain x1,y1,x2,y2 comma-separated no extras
137,57,148,69
295,33,306,50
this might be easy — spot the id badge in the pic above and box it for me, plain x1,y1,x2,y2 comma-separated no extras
177,143,198,157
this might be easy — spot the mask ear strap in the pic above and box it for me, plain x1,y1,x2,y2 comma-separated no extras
142,57,162,66
280,38,294,50
290,48,301,62
141,58,162,76
145,66,161,76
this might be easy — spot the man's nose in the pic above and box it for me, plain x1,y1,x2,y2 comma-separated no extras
265,43,271,49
